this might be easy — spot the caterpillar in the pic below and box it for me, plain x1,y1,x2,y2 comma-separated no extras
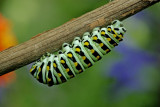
30,20,127,86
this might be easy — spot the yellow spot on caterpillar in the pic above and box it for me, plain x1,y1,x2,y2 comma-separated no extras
37,76,39,79
101,31,105,35
90,49,95,53
79,69,82,72
30,69,33,72
88,63,91,67
99,43,104,47
75,48,80,52
113,29,116,33
39,67,41,72
107,28,111,32
118,38,122,41
66,68,70,72
96,56,100,59
93,36,98,40
113,34,117,38
107,38,111,41
53,63,57,68
105,49,110,52
119,34,123,38
30,66,36,72
47,66,50,71
113,43,117,46
67,53,72,58
70,75,74,78
47,78,51,82
60,60,65,64
33,66,36,69
74,62,78,67
82,56,86,60
58,73,62,77
84,42,89,46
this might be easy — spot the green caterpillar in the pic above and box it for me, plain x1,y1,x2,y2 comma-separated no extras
30,20,127,86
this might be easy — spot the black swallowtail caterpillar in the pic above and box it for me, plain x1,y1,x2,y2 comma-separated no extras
30,20,127,86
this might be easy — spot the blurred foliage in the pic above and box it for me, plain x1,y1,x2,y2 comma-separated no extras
0,0,160,107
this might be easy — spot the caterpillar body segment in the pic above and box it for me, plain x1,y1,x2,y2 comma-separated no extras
36,57,48,84
114,27,127,38
30,61,40,78
82,32,103,62
53,55,68,83
30,20,126,86
100,27,118,47
91,30,112,55
107,25,123,42
45,54,58,85
58,50,76,78
72,37,95,68
93,27,115,48
62,43,85,74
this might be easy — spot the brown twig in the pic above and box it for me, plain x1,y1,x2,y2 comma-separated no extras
0,0,159,76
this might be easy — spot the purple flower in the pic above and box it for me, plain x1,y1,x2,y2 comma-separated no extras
108,43,157,98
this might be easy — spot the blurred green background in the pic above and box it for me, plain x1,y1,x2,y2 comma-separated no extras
0,0,160,107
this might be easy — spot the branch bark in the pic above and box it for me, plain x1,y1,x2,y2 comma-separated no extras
0,0,159,76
